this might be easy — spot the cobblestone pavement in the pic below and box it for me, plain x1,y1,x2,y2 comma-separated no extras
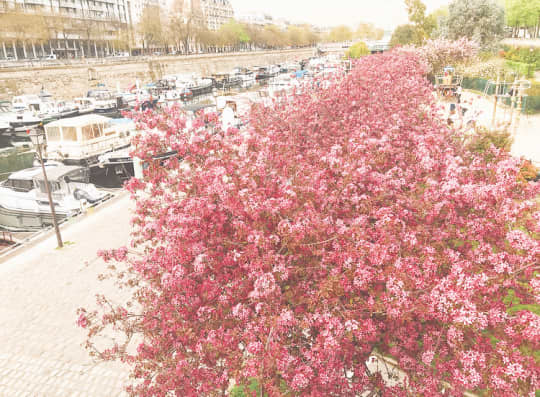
0,193,134,396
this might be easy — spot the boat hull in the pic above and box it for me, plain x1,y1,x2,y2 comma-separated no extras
0,204,68,231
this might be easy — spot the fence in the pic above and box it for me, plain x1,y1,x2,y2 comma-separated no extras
461,77,540,114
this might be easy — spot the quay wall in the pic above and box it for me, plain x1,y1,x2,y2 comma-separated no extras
0,48,318,100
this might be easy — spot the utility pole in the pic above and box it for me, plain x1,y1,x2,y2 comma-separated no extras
29,129,63,249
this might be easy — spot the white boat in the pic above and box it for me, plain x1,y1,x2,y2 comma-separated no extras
73,97,96,116
0,102,11,133
43,114,134,168
1,100,41,133
230,68,255,88
12,91,78,123
86,89,119,114
267,75,300,97
0,164,108,231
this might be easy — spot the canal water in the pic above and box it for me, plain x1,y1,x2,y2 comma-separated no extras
0,145,35,181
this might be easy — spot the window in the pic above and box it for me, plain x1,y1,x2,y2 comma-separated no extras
4,179,34,192
65,168,88,183
81,123,104,140
37,180,60,193
62,126,77,141
47,126,61,141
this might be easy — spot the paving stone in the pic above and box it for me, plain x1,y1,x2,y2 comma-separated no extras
0,194,133,395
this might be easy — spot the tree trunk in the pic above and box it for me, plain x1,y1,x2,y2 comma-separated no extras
94,41,98,57
12,41,18,60
22,42,27,59
40,42,45,57
1,42,6,59
80,40,85,57
32,42,36,59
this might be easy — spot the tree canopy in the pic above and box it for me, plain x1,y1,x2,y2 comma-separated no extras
345,41,370,58
390,24,420,47
355,23,384,40
79,49,540,396
441,0,505,48
328,25,353,42
505,0,540,38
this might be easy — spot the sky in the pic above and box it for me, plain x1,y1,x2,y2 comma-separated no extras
230,0,452,30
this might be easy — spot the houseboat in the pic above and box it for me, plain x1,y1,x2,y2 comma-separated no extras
43,114,133,168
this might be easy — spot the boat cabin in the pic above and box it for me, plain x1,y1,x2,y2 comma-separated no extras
43,114,133,165
32,165,90,201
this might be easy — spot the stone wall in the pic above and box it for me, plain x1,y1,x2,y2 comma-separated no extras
0,48,317,100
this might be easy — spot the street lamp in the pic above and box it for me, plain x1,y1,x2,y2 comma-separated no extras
28,128,63,249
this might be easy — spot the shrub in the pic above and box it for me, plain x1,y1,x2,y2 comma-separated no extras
505,60,535,78
345,41,370,59
466,125,513,154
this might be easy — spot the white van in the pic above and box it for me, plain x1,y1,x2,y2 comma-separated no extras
43,54,57,60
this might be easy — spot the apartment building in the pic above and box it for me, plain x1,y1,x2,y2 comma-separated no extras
0,0,132,58
199,0,232,31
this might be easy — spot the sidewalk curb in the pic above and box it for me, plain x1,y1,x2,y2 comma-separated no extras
0,191,130,264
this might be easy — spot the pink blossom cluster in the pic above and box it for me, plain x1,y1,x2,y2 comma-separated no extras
398,37,479,74
79,51,539,396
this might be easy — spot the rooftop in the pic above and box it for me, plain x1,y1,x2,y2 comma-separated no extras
45,114,112,128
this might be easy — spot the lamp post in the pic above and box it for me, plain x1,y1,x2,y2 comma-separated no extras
28,129,63,248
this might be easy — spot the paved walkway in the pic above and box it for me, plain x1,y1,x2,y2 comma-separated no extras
453,91,540,165
0,193,133,396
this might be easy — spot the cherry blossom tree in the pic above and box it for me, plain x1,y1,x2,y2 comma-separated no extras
399,37,479,75
78,51,540,396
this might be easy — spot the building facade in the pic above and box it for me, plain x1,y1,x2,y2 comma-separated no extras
0,0,133,59
199,0,232,31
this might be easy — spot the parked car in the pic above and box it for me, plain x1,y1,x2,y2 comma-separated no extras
114,52,130,57
4,56,15,61
43,54,57,60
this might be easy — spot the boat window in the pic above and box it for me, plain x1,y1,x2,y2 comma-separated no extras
63,126,77,141
37,180,60,193
82,123,103,140
65,169,88,183
47,126,61,141
4,178,34,192
96,123,104,138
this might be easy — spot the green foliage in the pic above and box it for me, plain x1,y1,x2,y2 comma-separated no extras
355,22,384,40
138,5,164,48
328,25,353,42
345,41,370,59
404,0,436,40
505,0,540,29
466,126,513,155
523,83,540,114
504,289,540,316
442,0,505,48
502,47,540,68
230,378,261,397
217,20,250,46
390,24,420,47
505,60,535,78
